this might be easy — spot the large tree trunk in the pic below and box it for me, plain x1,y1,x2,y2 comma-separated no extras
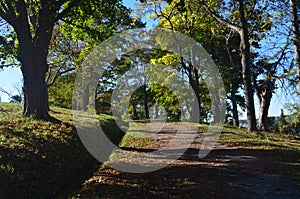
238,0,257,131
290,0,300,93
258,97,271,131
15,12,54,121
258,80,273,131
20,46,52,120
22,64,50,119
211,89,221,124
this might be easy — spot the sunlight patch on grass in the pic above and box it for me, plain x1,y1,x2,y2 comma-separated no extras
119,131,153,149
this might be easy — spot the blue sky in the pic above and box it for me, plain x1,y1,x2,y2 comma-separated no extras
0,0,290,118
0,67,22,102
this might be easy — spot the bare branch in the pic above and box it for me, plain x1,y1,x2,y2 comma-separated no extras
199,0,241,33
0,86,12,97
46,67,75,87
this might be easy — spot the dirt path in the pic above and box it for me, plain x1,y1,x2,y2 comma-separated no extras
75,123,300,199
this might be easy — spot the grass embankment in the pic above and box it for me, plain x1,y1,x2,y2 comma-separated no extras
0,103,125,198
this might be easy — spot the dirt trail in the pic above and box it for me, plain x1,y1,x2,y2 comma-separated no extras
76,123,300,199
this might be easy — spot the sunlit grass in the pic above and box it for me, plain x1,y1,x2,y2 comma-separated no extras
220,126,300,151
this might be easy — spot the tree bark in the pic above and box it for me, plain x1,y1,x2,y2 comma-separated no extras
230,82,239,127
238,0,257,131
22,67,50,119
20,44,53,120
226,35,239,127
143,85,150,119
130,98,139,120
190,66,201,123
258,80,273,131
252,72,274,131
290,0,300,93
20,40,55,120
180,60,200,123
13,7,54,120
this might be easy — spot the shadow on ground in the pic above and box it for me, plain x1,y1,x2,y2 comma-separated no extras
73,147,300,199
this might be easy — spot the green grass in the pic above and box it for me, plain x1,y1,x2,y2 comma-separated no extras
119,132,153,149
0,102,125,198
1,103,300,198
220,125,300,151
220,125,300,180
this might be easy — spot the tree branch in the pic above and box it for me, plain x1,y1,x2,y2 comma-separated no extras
199,0,241,33
252,73,262,105
46,66,75,88
0,1,16,24
0,86,12,97
53,0,80,22
246,0,257,21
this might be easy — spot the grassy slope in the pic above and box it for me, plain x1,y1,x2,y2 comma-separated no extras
1,103,299,198
0,103,124,199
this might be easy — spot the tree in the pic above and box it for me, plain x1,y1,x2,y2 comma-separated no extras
0,0,136,120
224,31,243,127
290,0,300,93
252,60,276,131
0,0,80,120
252,41,290,131
48,72,75,109
140,0,227,123
286,103,300,135
200,0,258,131
248,1,292,131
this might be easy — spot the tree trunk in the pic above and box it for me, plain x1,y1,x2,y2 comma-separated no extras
82,86,90,111
143,85,150,119
15,15,54,121
155,104,159,119
258,80,273,131
130,98,139,120
226,35,239,127
180,59,200,123
230,83,239,127
290,0,300,93
190,67,200,123
21,50,52,120
253,73,274,132
238,0,257,131
211,89,221,123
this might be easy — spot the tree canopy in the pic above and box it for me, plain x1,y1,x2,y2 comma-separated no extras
0,0,299,132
